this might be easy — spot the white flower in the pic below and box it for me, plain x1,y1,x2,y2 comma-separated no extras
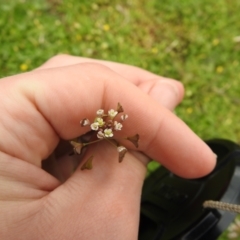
95,117,105,127
120,114,128,121
114,121,123,131
97,130,104,139
91,122,99,131
96,109,104,116
104,128,113,138
108,109,118,118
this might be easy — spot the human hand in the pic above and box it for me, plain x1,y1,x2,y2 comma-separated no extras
0,55,216,239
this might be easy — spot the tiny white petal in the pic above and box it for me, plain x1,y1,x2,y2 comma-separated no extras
96,109,104,116
114,121,123,131
91,122,99,131
104,128,114,138
108,109,118,118
95,117,105,127
97,130,104,139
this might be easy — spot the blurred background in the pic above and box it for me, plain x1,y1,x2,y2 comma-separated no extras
0,0,240,239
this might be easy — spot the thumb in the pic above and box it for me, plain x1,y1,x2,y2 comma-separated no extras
42,141,148,239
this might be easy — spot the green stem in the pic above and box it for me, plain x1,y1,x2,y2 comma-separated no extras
83,139,103,146
104,137,119,148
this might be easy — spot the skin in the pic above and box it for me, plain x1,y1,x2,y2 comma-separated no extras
0,55,216,240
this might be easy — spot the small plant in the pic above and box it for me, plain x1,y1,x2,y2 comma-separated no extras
70,103,139,170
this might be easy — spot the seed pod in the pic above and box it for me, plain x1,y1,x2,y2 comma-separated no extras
117,102,124,113
70,141,83,154
81,155,94,170
120,114,128,121
127,134,139,148
117,146,127,162
80,118,90,127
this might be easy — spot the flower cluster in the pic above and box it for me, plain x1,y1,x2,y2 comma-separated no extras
70,103,139,170
88,107,126,139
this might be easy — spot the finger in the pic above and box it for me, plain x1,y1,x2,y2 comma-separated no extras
42,141,147,239
137,79,182,110
0,63,216,178
0,146,146,239
35,55,184,109
35,54,181,86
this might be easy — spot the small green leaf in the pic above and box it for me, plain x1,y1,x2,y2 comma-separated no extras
81,155,94,170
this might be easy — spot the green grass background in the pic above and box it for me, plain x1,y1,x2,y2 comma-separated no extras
1,0,240,239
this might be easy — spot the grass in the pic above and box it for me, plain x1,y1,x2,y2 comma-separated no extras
1,0,240,239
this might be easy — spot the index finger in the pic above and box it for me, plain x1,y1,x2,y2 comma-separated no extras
35,55,185,109
35,54,180,85
2,63,216,178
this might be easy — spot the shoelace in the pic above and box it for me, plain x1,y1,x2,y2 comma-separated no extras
203,200,240,214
